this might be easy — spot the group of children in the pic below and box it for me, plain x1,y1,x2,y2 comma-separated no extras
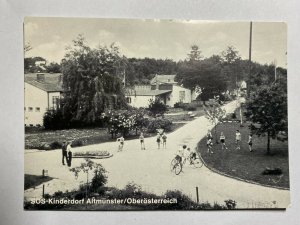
206,129,253,153
116,130,168,151
156,132,167,149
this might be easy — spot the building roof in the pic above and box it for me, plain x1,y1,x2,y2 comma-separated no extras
150,74,177,85
126,88,171,96
25,73,63,92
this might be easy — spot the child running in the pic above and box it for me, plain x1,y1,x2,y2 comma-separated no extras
139,132,145,150
220,132,228,150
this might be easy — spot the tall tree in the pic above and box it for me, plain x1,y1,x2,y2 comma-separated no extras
245,83,287,154
61,35,127,125
176,55,226,103
188,45,203,62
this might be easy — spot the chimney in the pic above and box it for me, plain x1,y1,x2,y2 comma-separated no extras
155,74,159,90
37,73,45,83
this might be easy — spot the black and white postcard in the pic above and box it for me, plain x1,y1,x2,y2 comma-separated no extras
23,18,289,210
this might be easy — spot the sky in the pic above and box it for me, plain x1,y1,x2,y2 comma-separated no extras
24,17,287,68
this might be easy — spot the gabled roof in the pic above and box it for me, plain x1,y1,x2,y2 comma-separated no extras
150,74,177,85
25,73,63,92
126,88,171,96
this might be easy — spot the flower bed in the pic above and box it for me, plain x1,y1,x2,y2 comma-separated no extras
73,150,112,159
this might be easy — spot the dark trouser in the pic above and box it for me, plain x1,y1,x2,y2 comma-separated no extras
67,152,72,167
62,151,67,165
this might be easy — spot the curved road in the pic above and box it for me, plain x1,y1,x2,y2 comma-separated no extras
25,101,290,208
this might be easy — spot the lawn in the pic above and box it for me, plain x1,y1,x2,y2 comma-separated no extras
24,174,53,190
25,123,185,150
197,121,289,188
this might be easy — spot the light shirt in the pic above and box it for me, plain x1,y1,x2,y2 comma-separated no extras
236,132,241,141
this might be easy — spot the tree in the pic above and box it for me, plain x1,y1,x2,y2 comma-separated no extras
188,45,203,62
245,83,287,154
70,158,107,198
47,62,61,73
61,34,127,126
204,96,226,143
176,55,227,104
221,46,241,64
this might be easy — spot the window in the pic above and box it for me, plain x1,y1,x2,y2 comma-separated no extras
35,107,40,112
179,91,185,102
52,96,60,109
28,107,33,112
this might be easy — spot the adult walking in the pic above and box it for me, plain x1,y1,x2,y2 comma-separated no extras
61,141,68,165
67,141,73,167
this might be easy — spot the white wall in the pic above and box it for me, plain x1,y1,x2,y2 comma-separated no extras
24,83,61,126
127,95,155,108
166,85,192,107
24,83,48,126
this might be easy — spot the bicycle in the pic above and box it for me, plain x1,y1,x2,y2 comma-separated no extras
170,155,183,175
184,152,203,168
170,152,203,175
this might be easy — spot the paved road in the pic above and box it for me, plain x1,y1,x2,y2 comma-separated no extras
24,101,290,208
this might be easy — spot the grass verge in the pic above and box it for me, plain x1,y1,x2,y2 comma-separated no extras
197,121,289,188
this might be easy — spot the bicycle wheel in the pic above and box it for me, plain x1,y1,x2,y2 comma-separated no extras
174,163,182,175
191,157,203,168
170,158,177,172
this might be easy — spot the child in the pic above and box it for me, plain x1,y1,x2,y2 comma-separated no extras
220,132,228,150
235,130,241,150
207,139,213,154
207,129,213,141
248,133,253,152
162,132,167,149
117,136,125,151
139,132,145,150
156,133,161,149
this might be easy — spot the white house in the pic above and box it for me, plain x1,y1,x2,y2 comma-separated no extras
125,74,192,108
24,73,63,126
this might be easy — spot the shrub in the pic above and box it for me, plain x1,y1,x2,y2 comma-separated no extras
71,139,83,147
43,109,65,130
186,105,197,111
148,98,168,116
160,190,195,210
147,118,172,133
91,170,108,193
174,102,185,108
50,141,62,149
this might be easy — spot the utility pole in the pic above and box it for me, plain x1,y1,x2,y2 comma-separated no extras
247,21,252,96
